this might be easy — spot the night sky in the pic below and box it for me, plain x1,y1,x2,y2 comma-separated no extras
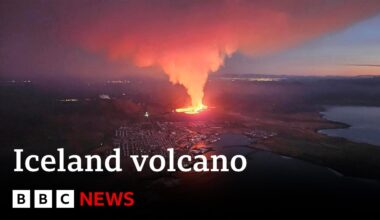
1,0,380,81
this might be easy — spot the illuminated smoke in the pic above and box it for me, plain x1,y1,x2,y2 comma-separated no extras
63,0,380,112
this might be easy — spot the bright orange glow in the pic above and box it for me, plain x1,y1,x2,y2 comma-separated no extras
176,103,208,115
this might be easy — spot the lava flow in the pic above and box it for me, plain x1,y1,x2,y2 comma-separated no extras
176,103,208,114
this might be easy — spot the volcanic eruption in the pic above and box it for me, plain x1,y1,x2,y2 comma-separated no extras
58,0,380,114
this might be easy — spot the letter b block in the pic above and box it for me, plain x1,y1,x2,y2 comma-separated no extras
12,190,30,208
34,190,52,208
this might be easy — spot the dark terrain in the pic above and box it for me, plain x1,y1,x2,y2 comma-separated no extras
2,74,380,214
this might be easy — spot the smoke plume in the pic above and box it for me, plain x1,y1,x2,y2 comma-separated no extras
59,0,380,108
1,0,380,106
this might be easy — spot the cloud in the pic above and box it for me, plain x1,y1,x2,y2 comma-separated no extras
346,64,380,67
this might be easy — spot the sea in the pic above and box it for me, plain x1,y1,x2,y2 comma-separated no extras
320,106,380,146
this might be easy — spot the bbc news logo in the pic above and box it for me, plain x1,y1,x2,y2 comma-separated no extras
12,190,74,208
12,190,135,208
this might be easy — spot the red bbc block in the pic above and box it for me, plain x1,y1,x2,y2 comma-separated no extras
80,191,134,207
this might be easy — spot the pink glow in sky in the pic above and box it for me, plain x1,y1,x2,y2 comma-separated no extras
1,0,380,84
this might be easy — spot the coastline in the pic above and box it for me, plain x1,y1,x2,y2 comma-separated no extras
318,106,380,147
246,109,380,180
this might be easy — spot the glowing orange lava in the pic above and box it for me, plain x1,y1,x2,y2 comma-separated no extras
176,103,208,114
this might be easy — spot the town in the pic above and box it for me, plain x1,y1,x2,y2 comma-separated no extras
112,119,222,158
